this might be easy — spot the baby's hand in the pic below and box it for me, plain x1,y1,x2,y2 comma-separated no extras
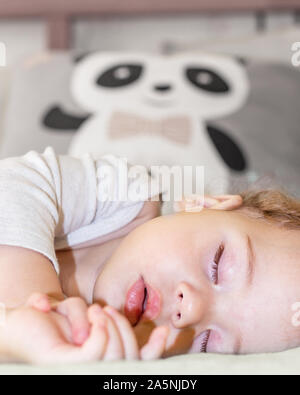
3,295,108,364
27,293,90,346
89,305,169,361
28,294,170,361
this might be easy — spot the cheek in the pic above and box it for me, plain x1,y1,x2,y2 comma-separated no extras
206,330,224,353
233,284,292,353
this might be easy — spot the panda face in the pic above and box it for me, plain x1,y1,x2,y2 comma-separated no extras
71,53,249,118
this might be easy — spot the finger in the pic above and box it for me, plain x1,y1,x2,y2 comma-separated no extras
46,317,108,364
89,305,124,361
56,298,90,345
26,293,52,312
174,195,218,213
104,306,139,360
140,326,170,361
212,195,243,210
212,194,242,201
183,197,218,211
174,195,204,213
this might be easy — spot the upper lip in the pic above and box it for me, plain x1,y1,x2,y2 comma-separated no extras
124,276,161,326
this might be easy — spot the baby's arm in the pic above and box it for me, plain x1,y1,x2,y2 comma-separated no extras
0,245,97,362
0,149,152,303
0,246,63,308
0,148,164,362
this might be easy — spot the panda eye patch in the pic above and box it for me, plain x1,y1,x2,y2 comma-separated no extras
96,64,143,88
186,68,230,94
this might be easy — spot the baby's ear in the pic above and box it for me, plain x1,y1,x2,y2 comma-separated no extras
173,194,243,213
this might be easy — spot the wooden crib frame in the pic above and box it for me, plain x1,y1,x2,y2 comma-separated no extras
0,0,299,49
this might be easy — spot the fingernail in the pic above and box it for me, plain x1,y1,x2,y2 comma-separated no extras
93,304,102,313
36,299,50,312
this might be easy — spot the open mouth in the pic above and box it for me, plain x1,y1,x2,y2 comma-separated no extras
141,287,148,316
130,285,148,327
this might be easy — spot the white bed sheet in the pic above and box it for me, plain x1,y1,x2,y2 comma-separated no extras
0,347,300,375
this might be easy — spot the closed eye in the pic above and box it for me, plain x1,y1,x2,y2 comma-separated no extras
210,244,224,285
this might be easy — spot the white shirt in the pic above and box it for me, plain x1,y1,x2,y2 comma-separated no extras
0,147,157,273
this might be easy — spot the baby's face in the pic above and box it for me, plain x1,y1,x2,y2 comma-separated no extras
93,209,300,356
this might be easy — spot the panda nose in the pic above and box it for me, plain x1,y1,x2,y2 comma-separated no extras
154,84,172,93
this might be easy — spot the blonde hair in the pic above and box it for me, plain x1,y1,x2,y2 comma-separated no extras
240,189,300,230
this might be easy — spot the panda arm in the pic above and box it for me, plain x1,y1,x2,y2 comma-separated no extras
206,123,248,172
42,105,90,131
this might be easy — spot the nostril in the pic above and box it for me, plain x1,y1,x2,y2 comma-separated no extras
177,312,181,319
154,84,172,92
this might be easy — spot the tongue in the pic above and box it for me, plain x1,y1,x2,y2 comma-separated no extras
124,277,145,326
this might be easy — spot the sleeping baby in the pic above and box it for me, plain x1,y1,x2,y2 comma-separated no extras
0,147,299,363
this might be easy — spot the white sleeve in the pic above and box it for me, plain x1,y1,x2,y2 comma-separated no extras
0,147,158,273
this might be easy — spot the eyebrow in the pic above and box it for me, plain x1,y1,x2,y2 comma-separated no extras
234,236,255,354
247,235,255,287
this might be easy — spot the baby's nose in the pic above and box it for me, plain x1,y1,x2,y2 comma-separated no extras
172,282,207,329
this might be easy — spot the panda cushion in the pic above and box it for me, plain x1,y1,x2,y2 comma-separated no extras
45,52,249,195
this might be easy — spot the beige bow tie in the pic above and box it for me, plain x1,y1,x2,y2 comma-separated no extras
108,112,191,145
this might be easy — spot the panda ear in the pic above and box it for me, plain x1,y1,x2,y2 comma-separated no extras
74,52,92,64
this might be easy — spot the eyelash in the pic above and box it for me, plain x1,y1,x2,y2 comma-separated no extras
200,330,211,353
199,245,224,352
211,244,224,284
